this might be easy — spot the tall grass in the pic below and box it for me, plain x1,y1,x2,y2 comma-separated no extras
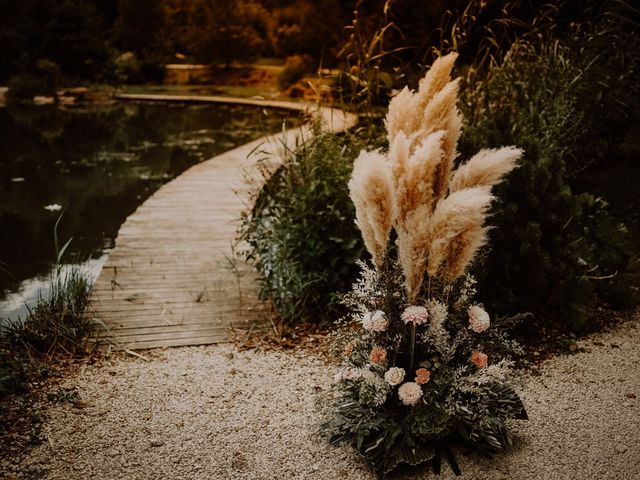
1,221,95,463
1,265,93,359
239,129,386,326
336,0,409,123
1,215,95,397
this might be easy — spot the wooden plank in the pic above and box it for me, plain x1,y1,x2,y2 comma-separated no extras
92,306,268,321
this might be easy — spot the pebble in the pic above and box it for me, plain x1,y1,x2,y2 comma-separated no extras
615,444,628,454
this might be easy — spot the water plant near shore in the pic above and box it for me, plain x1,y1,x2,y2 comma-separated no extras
321,53,527,477
1,219,95,458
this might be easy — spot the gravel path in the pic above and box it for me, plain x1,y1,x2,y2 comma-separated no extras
7,312,640,480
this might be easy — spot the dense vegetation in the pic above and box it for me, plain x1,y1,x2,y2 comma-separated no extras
240,131,374,325
242,0,640,331
0,0,354,87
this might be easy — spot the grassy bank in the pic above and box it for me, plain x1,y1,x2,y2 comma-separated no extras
0,260,95,462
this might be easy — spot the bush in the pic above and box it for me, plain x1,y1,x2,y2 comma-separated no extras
459,26,640,330
114,51,143,84
277,55,313,90
240,131,375,325
6,60,61,102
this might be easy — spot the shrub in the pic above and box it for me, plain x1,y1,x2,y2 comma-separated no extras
459,25,640,330
277,55,313,90
240,131,376,325
6,60,61,102
114,51,143,84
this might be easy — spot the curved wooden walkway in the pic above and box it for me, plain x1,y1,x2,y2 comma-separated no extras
91,95,357,350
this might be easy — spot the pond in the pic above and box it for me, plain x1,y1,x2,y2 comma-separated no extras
0,101,299,321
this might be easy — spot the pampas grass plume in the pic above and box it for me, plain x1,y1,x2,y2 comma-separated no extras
450,147,523,192
349,150,394,268
350,51,521,290
427,187,494,279
391,131,444,226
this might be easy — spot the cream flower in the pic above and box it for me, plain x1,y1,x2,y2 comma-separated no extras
362,310,389,332
384,367,405,386
468,305,490,333
401,306,429,325
335,368,360,382
470,351,488,369
369,346,387,365
360,370,376,382
415,368,431,385
398,382,423,406
427,299,448,326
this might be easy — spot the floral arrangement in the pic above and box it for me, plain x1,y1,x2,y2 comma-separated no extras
321,53,528,476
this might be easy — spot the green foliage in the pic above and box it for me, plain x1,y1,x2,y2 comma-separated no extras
115,0,169,61
270,0,348,61
1,263,93,360
0,350,30,398
277,55,313,90
6,59,61,101
321,262,526,476
183,0,271,67
47,387,80,404
0,0,112,83
239,132,370,325
459,14,640,329
113,52,143,85
450,380,526,450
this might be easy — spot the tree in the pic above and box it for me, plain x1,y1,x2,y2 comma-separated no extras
0,0,111,83
270,0,348,61
185,0,271,67
115,0,169,61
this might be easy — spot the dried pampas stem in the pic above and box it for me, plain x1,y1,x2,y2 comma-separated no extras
349,51,521,293
349,150,394,269
450,146,523,193
426,187,494,280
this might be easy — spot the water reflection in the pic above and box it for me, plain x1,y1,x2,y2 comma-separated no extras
0,102,296,318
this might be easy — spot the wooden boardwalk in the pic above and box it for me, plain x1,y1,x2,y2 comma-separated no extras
91,95,357,350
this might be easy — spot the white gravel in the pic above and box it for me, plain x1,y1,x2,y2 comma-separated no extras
7,311,640,480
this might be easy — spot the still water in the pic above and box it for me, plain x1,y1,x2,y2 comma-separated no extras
0,102,297,320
